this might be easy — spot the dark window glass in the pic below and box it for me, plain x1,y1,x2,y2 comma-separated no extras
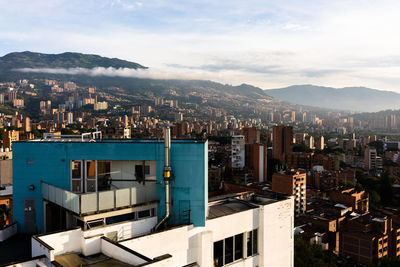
105,212,135,225
138,209,151,218
253,229,258,254
247,231,253,257
235,234,243,260
135,165,144,182
213,240,223,267
71,180,81,192
97,160,111,191
145,165,150,175
225,237,233,264
87,219,104,228
76,219,84,228
72,161,81,178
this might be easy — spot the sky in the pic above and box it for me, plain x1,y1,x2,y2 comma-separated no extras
1,0,400,91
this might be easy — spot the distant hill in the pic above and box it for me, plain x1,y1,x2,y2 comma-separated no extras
0,51,146,70
265,85,400,112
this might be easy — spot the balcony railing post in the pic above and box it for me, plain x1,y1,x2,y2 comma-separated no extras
129,187,132,206
79,195,82,215
97,191,100,213
114,190,116,209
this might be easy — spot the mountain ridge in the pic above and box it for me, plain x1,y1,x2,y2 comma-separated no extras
265,84,400,112
0,51,147,70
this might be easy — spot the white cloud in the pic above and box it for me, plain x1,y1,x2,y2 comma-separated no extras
2,0,400,91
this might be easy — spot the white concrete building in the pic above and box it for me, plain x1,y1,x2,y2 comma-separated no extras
18,192,294,267
231,135,245,170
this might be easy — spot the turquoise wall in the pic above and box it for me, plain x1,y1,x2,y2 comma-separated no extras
13,140,207,233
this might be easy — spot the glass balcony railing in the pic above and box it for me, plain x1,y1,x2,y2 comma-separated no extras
41,181,158,215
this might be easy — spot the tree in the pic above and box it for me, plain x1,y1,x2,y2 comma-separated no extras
294,236,337,267
380,172,393,205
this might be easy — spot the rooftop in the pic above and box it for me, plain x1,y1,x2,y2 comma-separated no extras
207,199,256,219
54,253,134,267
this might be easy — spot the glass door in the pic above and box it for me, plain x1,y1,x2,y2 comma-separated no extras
71,160,83,193
85,160,97,192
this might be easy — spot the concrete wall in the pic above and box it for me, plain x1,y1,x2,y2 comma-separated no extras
121,208,262,266
0,159,12,185
101,238,148,266
13,140,207,233
81,217,157,256
259,197,294,267
37,228,82,256
4,258,47,267
0,222,17,241
31,237,54,265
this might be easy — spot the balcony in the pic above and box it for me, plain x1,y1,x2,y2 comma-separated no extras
41,181,158,216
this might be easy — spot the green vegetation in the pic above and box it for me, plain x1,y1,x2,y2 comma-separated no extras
368,140,384,154
293,143,312,153
356,170,394,206
294,236,337,267
0,51,146,71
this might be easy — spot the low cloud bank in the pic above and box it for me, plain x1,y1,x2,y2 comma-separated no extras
14,67,168,79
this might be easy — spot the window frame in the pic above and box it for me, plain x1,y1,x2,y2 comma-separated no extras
70,160,83,193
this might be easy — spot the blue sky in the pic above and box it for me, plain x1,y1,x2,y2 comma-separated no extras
2,0,400,91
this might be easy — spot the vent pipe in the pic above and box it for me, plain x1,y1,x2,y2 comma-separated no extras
154,125,172,231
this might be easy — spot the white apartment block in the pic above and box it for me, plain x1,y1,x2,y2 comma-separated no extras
18,193,293,267
232,135,245,170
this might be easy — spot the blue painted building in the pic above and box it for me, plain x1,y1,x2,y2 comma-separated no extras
13,139,207,233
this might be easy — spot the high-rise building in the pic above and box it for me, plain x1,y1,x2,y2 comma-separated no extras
272,125,293,163
8,90,17,102
94,101,108,111
2,130,19,150
241,127,260,144
232,135,245,170
272,170,306,216
24,117,31,132
63,81,77,91
305,135,314,149
245,143,267,182
13,99,24,108
315,136,324,150
67,112,74,125
364,147,377,170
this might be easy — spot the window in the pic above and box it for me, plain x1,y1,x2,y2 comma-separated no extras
97,160,111,191
247,229,258,257
138,209,151,219
234,234,243,260
71,160,83,193
86,161,97,192
214,240,223,267
106,212,135,224
71,160,156,192
86,218,104,229
213,233,244,267
225,237,234,264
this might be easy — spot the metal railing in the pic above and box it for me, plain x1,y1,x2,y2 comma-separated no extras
41,181,157,215
42,131,102,142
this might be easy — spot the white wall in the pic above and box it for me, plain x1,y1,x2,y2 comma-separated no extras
31,237,54,265
4,258,47,267
259,197,294,267
84,217,157,240
38,228,82,256
101,238,148,266
121,208,261,266
110,160,156,189
81,217,157,256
